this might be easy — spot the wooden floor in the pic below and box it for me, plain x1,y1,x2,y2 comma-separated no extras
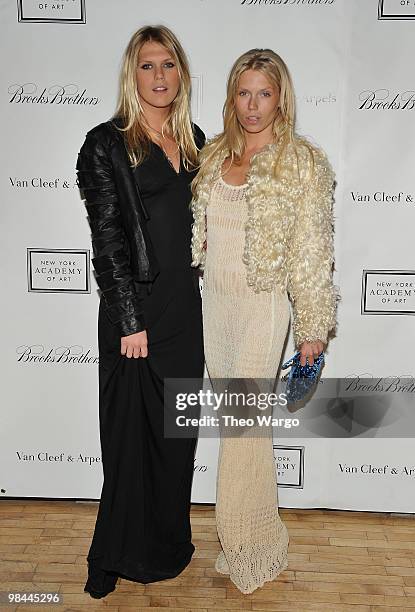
0,500,414,612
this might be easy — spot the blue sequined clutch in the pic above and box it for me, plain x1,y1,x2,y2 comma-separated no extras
281,351,325,404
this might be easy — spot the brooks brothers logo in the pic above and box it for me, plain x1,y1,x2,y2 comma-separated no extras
350,190,414,206
16,344,99,364
27,249,90,293
361,270,415,315
8,83,100,106
359,89,415,111
273,446,304,488
343,375,415,394
18,0,86,24
378,0,415,20
240,0,335,5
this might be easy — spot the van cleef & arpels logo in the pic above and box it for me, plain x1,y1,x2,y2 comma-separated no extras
15,451,101,466
350,190,414,205
9,83,100,106
9,176,79,190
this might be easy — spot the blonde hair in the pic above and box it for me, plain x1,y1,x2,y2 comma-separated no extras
114,25,198,169
192,48,313,194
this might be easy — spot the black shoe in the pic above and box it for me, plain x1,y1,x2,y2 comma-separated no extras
84,566,118,599
84,584,116,599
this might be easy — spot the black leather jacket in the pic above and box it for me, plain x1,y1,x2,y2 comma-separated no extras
76,118,203,336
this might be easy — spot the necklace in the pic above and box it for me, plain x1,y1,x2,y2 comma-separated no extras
148,126,180,170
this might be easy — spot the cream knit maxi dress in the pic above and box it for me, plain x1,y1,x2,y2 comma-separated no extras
202,176,290,594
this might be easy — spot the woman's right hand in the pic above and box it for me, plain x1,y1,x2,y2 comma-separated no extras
121,330,148,358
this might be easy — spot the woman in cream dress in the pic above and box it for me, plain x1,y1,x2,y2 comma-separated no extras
191,49,338,594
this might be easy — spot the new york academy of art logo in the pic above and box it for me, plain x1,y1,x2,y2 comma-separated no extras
27,249,90,293
273,445,304,488
18,0,86,24
378,0,415,20
361,270,415,315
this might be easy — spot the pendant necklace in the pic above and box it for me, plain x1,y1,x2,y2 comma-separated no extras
148,126,180,170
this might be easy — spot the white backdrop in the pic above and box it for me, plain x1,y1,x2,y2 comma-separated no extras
1,0,414,512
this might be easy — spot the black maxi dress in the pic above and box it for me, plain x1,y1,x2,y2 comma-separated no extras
85,136,204,593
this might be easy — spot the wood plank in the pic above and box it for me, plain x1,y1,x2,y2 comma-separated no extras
0,500,413,610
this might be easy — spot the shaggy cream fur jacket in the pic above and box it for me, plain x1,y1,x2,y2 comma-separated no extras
191,136,339,347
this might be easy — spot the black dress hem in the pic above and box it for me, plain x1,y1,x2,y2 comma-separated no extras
85,543,195,589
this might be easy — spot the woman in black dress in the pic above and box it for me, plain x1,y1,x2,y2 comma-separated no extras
76,25,205,599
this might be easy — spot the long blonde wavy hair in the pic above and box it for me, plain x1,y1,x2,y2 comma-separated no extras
113,25,199,169
192,48,312,194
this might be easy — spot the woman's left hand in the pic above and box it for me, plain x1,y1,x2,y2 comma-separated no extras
299,340,324,367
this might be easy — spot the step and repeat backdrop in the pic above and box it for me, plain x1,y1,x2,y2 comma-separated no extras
1,0,414,512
